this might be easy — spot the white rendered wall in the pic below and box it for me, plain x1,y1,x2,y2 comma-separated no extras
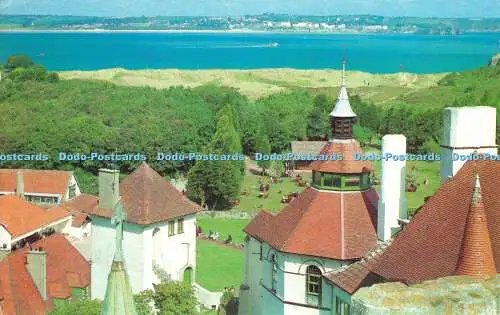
144,214,197,283
378,134,407,242
0,226,11,250
248,242,347,315
63,174,82,201
239,237,264,315
69,222,91,239
283,253,344,314
440,106,497,182
91,216,146,299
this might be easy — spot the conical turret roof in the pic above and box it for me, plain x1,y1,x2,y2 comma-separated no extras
455,174,497,278
329,60,357,118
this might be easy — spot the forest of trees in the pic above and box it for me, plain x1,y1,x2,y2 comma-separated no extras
1,55,499,208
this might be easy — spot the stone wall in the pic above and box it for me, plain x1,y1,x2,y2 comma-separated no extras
352,275,500,314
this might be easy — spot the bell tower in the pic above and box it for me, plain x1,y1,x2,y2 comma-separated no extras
330,59,357,139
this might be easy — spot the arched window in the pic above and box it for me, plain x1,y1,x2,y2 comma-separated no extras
270,254,277,292
305,265,322,306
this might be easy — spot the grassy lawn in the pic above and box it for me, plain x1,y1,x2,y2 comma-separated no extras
197,217,250,245
196,239,244,292
231,172,309,214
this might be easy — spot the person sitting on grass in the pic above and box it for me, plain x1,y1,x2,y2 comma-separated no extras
224,234,233,244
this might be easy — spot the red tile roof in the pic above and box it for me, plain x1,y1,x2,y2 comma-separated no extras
51,194,98,227
370,159,500,284
0,195,70,238
244,187,378,260
0,233,90,314
324,251,385,294
88,163,201,225
455,175,497,278
310,139,372,174
0,169,72,196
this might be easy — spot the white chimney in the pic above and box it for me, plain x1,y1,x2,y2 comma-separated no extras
26,248,47,300
98,169,120,209
377,134,407,242
440,106,497,183
16,171,24,199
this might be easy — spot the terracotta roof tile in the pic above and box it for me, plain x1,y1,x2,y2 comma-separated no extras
0,233,89,314
0,169,72,196
370,160,500,284
455,175,497,278
51,194,98,227
88,163,201,225
324,254,384,294
244,187,378,260
310,139,372,174
0,195,70,238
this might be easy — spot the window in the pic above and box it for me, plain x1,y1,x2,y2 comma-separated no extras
68,184,76,199
177,218,184,234
168,221,175,236
270,254,277,291
336,299,350,315
305,265,322,306
323,173,341,188
344,176,360,187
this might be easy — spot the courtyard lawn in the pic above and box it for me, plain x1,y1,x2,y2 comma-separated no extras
231,172,309,214
196,239,244,292
197,217,250,245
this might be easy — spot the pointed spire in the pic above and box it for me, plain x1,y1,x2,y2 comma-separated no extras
102,199,138,314
455,174,497,279
329,59,356,118
341,57,346,87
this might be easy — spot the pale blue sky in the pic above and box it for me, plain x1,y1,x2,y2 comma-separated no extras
0,0,499,17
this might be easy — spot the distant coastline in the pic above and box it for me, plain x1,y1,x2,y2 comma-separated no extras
0,28,370,35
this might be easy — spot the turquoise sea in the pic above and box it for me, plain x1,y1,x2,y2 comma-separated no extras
0,32,499,73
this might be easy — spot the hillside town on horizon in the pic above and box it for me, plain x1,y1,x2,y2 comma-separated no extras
1,14,500,34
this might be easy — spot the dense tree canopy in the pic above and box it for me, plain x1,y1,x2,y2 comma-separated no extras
1,55,499,195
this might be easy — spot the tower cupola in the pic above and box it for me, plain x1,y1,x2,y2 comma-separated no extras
329,59,357,139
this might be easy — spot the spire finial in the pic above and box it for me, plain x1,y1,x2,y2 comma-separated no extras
472,174,481,205
341,57,346,86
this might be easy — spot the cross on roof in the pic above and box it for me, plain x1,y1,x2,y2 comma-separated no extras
111,198,126,262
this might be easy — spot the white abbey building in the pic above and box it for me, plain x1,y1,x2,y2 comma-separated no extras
89,162,201,299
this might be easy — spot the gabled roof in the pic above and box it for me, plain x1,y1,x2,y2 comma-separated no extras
290,141,327,155
310,139,372,174
369,159,500,284
51,193,98,227
0,195,70,238
324,249,385,294
244,187,378,260
88,163,201,225
0,233,90,314
0,169,72,196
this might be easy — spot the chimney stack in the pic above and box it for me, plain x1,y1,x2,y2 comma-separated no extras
378,135,407,242
440,106,497,182
16,171,24,199
99,169,120,209
26,248,47,300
